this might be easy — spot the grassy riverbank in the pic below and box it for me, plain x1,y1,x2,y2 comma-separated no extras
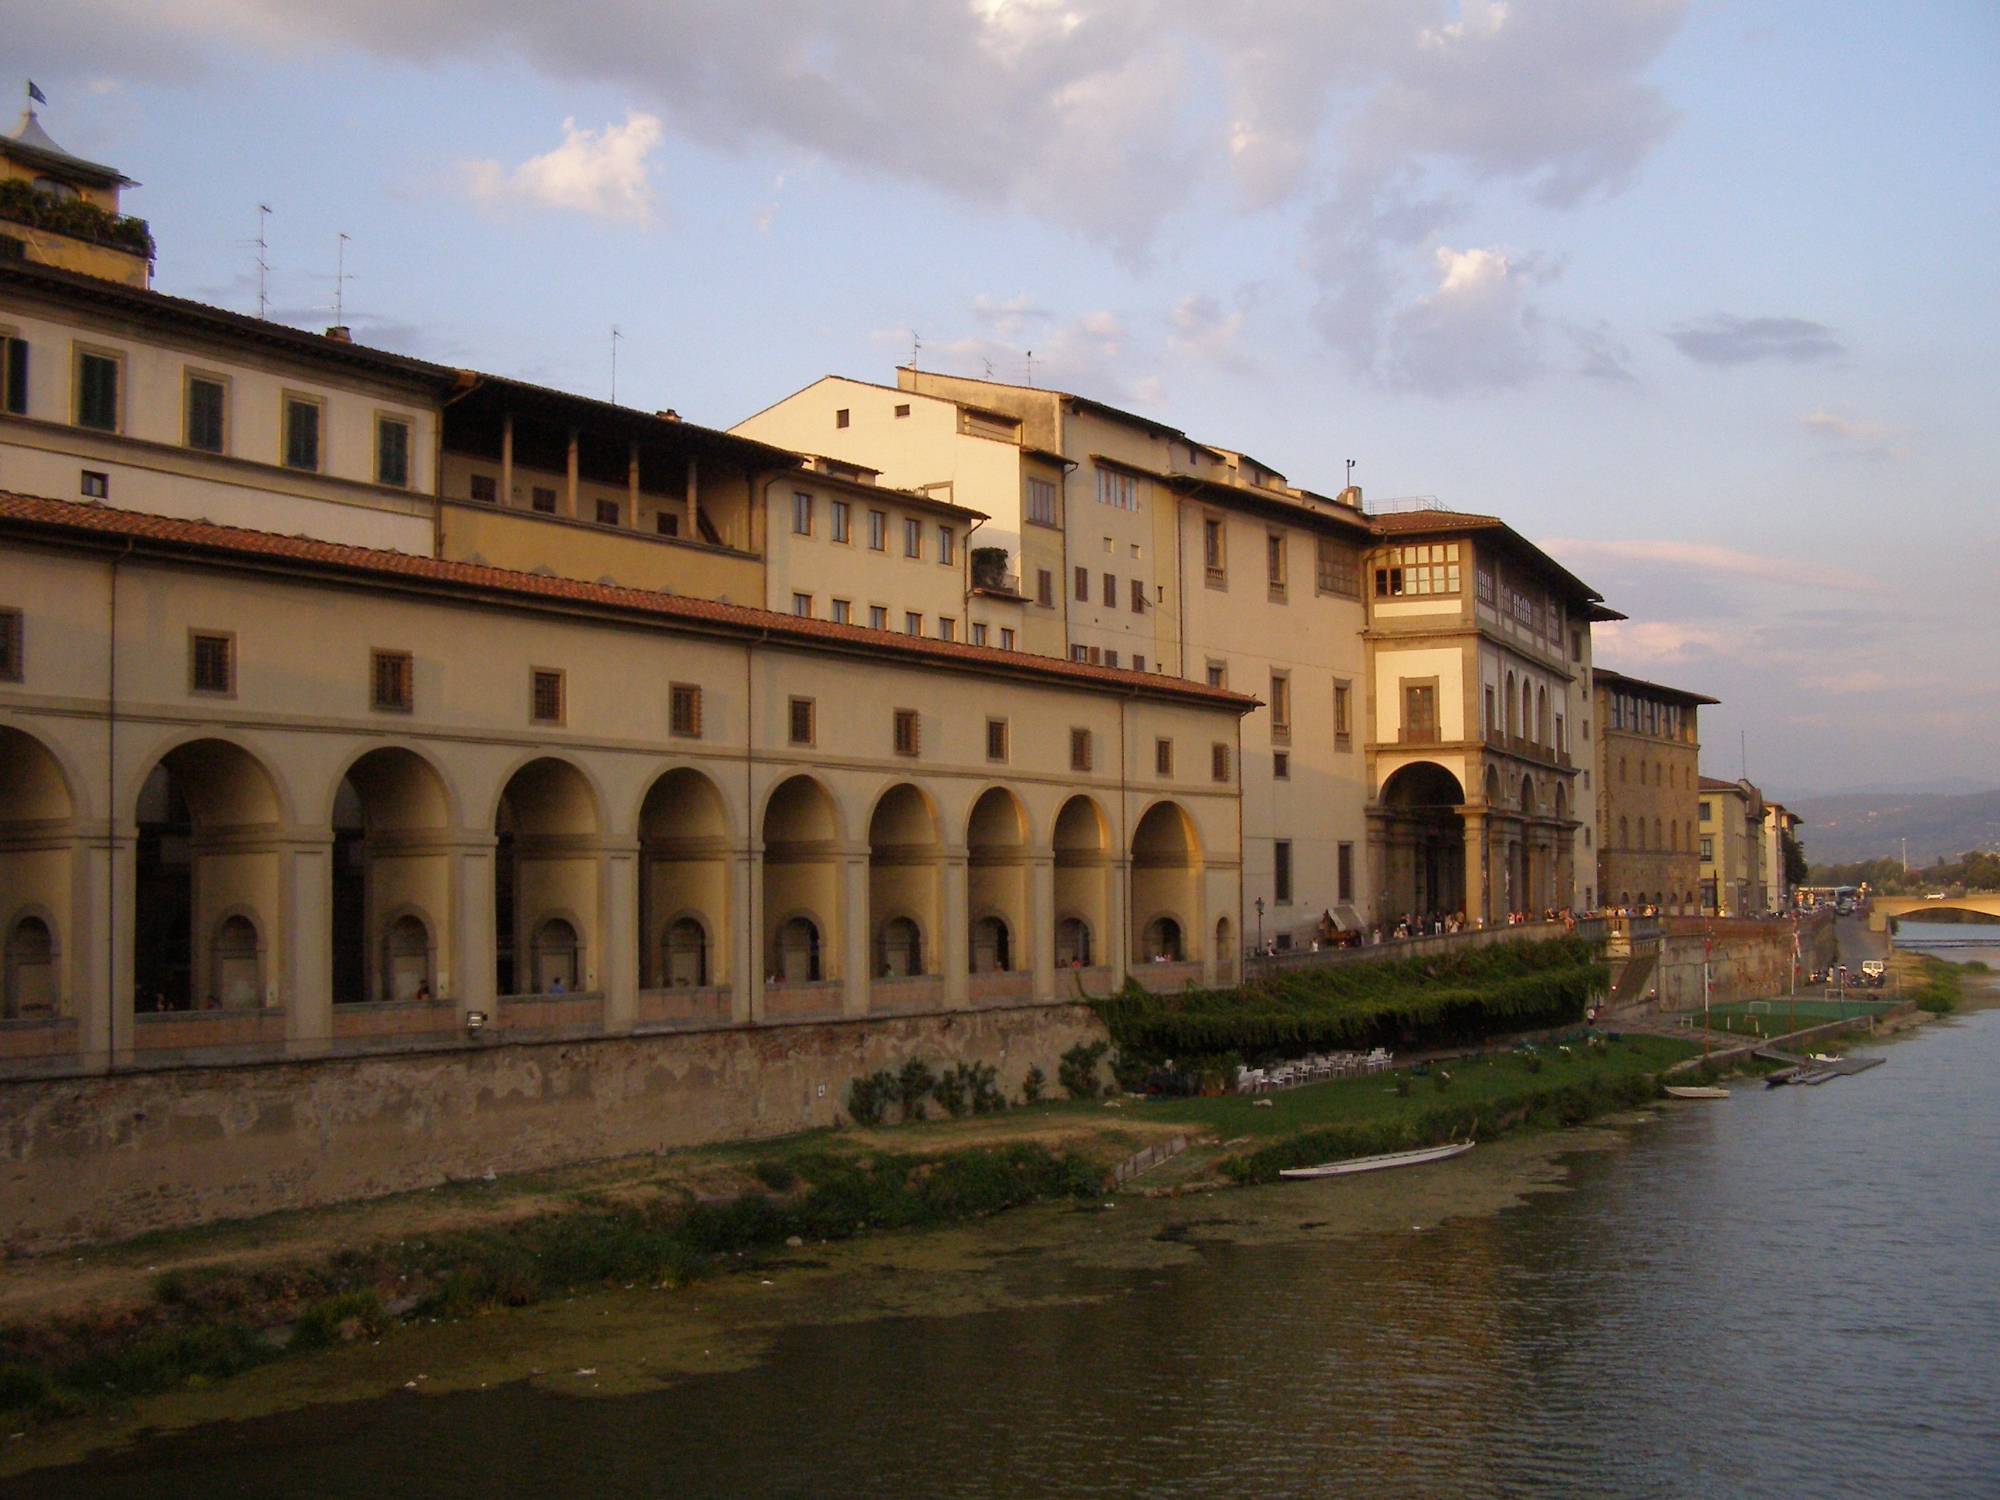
0,1030,1696,1432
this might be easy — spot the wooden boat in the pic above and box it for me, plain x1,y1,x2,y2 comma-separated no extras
1278,1140,1474,1179
1664,1085,1729,1099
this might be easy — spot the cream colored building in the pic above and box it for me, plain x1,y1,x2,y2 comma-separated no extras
1762,802,1802,912
1699,776,1766,916
0,491,1249,1071
1593,669,1714,913
1,106,151,288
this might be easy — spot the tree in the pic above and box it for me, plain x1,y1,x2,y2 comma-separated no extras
1782,830,1810,888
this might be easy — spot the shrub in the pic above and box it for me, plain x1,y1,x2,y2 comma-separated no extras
0,179,154,258
933,1065,969,1118
1020,1065,1046,1104
1059,1041,1109,1099
846,1070,894,1127
965,1062,1006,1114
290,1291,385,1351
897,1059,937,1122
753,1160,797,1192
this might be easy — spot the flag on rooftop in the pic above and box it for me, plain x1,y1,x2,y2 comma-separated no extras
26,82,46,106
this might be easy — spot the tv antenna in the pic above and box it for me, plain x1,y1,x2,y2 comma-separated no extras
1346,458,1356,488
910,330,921,369
1024,349,1034,387
332,232,350,325
983,357,993,380
243,204,272,320
610,325,622,404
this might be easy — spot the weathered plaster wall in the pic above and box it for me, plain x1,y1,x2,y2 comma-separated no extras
0,1005,1107,1250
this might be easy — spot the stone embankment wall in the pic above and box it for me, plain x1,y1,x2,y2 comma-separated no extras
1645,917,1837,1010
0,1004,1106,1251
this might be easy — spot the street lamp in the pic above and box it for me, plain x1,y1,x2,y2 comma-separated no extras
1254,896,1265,954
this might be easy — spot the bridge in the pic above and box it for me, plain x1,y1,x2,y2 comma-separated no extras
1868,893,2000,933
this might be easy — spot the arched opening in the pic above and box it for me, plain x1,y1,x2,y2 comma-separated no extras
665,915,708,987
211,914,262,1007
0,727,74,1020
135,740,282,1013
1375,763,1466,926
1522,680,1535,744
971,914,1011,973
1505,673,1517,737
496,759,600,997
777,915,821,982
639,768,729,990
967,787,1029,978
763,776,839,985
4,915,56,1018
383,913,433,1001
1536,685,1548,745
1055,796,1110,975
1055,916,1092,967
878,914,923,977
1143,915,1183,962
869,784,941,986
1214,916,1234,985
532,917,579,992
334,748,452,1004
1131,801,1201,967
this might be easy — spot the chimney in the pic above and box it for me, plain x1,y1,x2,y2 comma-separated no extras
324,325,352,342
1337,485,1363,510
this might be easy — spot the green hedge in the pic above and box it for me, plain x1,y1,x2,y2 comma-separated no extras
1090,936,1608,1064
0,178,154,258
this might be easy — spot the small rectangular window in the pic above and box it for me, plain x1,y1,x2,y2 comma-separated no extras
656,511,678,536
789,696,815,746
1072,645,1089,662
1,334,26,416
1037,569,1054,607
893,708,920,757
1273,750,1290,779
532,485,558,513
1204,516,1225,578
830,499,850,543
1212,742,1231,783
868,510,887,550
1074,566,1089,602
80,470,108,499
1274,840,1293,904
971,623,988,646
904,518,922,559
1133,654,1145,672
1070,727,1093,773
377,417,412,487
1267,533,1287,594
1334,680,1353,749
835,408,850,428
1155,737,1173,777
792,491,813,535
894,403,911,418
937,526,955,565
1095,468,1138,510
1026,478,1057,526
470,473,498,503
531,668,565,725
283,396,321,471
937,617,956,642
1104,650,1119,669
0,609,21,682
1315,537,1358,597
1338,842,1354,902
1403,682,1438,743
830,598,851,625
1000,627,1016,650
370,649,413,712
869,606,888,630
670,682,702,738
904,611,923,636
1269,672,1291,741
792,593,813,617
1129,578,1145,613
1206,661,1226,689
1102,572,1116,607
186,375,227,453
987,717,1009,762
190,631,234,695
595,497,620,526
77,351,119,431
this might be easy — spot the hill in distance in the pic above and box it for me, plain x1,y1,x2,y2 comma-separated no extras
1788,789,2000,866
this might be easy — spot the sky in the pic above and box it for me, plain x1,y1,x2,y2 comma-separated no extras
7,1,1997,803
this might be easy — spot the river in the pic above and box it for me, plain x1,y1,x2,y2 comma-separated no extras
8,1005,1998,1499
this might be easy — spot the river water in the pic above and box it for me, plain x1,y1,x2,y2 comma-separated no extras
9,1006,1999,1500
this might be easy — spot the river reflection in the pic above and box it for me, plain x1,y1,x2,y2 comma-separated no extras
10,1007,1999,1500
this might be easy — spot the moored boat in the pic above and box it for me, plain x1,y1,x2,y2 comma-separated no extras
1278,1140,1475,1179
1664,1085,1729,1099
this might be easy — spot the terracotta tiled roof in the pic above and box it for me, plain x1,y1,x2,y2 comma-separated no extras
1592,667,1720,706
1367,508,1504,532
0,492,1257,712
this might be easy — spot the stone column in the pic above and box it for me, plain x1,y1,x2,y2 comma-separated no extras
841,852,871,1018
285,837,333,1056
942,851,968,1008
1110,853,1131,988
601,840,639,1033
1030,855,1055,1002
1365,815,1389,928
453,837,496,1018
1461,810,1487,927
76,829,133,1073
733,846,760,1025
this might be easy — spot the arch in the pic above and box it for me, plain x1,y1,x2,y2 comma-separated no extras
1483,763,1501,804
1055,915,1093,967
870,783,942,986
1054,795,1111,975
3,913,56,1018
776,913,822,982
1653,818,1663,850
1131,800,1202,966
210,912,263,1008
335,747,455,1004
640,767,731,989
0,726,76,824
135,739,284,1013
1382,762,1466,810
1518,776,1537,817
1376,762,1468,926
1536,684,1548,745
1554,784,1568,821
382,911,434,1001
1505,672,1518,736
532,915,580,992
1619,815,1629,848
497,758,603,997
1214,915,1234,985
665,914,709,988
967,787,1030,979
764,775,842,984
1142,915,1183,962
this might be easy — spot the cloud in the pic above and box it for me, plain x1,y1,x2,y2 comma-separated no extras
1799,409,1908,459
464,112,664,223
1540,537,1882,593
46,0,1690,372
1591,619,1739,665
971,293,1053,342
1167,292,1249,372
1569,320,1638,383
1384,246,1544,394
1666,313,1843,366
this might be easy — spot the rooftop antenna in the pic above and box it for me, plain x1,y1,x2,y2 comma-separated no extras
610,325,622,404
910,330,921,370
1025,349,1034,387
248,204,271,320
983,357,993,380
332,232,350,326
1740,729,1747,781
1346,458,1356,488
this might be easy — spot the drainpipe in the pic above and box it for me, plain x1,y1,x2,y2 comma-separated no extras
105,537,131,1072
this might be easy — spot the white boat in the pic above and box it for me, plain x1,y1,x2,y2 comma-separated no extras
1278,1140,1474,1179
1664,1085,1730,1099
